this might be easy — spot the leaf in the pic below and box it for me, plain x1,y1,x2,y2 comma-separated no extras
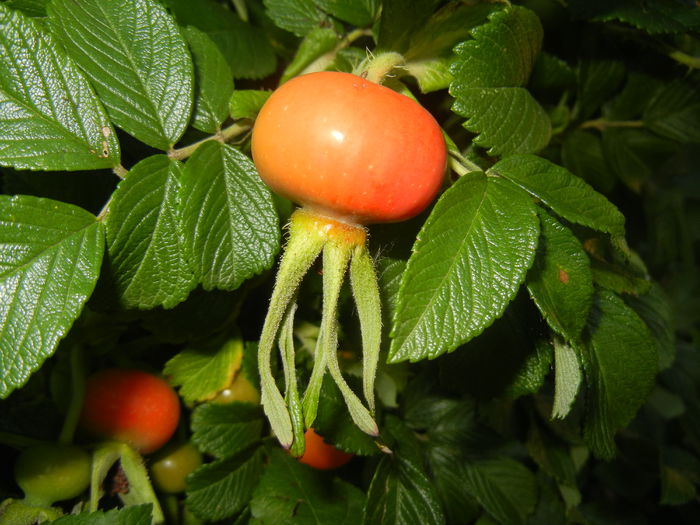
164,337,244,403
624,283,675,370
167,0,277,79
229,90,272,121
503,339,553,400
187,446,264,521
491,154,625,236
105,155,195,310
575,59,626,122
567,0,700,34
315,0,378,27
263,0,325,36
389,172,539,363
0,4,120,170
551,338,582,419
450,6,551,156
462,457,538,525
50,505,153,525
363,454,446,525
561,130,616,194
376,0,440,53
191,402,264,458
47,0,193,150
644,74,700,144
179,141,280,291
405,58,454,94
581,290,658,459
280,27,339,84
184,26,234,134
314,375,379,456
250,447,365,524
0,195,103,398
3,0,48,17
526,209,593,341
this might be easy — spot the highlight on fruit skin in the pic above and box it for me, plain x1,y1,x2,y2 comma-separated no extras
252,70,447,225
250,70,447,455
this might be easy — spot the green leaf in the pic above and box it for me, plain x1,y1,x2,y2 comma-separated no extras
568,0,700,34
363,454,446,525
105,155,195,310
376,0,440,53
314,375,379,456
164,337,244,403
3,0,47,17
180,141,280,291
527,422,579,488
463,457,538,525
191,402,264,459
184,26,234,134
166,0,277,79
527,210,593,341
0,196,103,398
644,74,700,144
50,505,153,525
405,58,454,94
250,447,365,524
229,90,272,121
503,339,553,400
280,27,338,84
315,0,377,27
551,338,582,419
187,446,264,521
0,4,120,170
450,6,551,156
624,283,675,370
582,290,658,459
491,154,625,236
561,130,616,194
390,172,539,363
47,0,193,151
263,0,325,36
575,59,626,122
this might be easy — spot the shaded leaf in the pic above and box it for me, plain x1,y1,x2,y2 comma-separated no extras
644,74,700,144
0,195,103,398
229,90,272,121
191,402,264,458
582,290,658,459
184,26,234,134
263,0,325,36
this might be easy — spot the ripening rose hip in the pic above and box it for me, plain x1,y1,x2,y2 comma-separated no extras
252,71,447,224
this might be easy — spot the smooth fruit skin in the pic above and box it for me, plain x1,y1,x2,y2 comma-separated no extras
80,369,180,454
252,71,447,225
14,443,91,506
149,442,203,494
297,428,353,470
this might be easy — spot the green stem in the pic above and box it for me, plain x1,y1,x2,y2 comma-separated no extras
113,164,128,179
668,49,700,70
449,153,483,177
300,28,373,77
349,245,382,414
579,119,644,131
58,345,86,445
231,0,248,22
258,213,326,448
168,122,251,161
320,242,378,436
0,431,46,449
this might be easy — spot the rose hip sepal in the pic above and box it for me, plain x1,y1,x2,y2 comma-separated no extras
251,71,447,456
